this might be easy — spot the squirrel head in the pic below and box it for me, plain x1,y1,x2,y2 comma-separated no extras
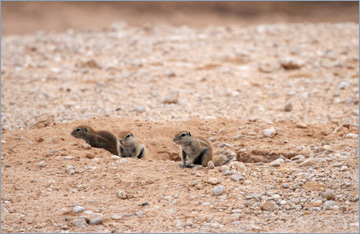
173,131,193,145
118,131,136,146
71,125,93,139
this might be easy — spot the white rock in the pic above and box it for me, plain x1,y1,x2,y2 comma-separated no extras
161,90,179,104
64,156,74,160
263,128,276,138
346,133,358,139
90,216,104,225
220,165,229,173
251,225,262,230
212,185,225,196
339,81,349,89
111,155,121,160
296,122,307,128
119,158,128,164
300,158,313,167
270,158,284,167
71,218,87,228
207,161,215,169
73,206,85,213
280,57,304,70
38,161,47,168
231,209,242,213
111,214,122,220
323,200,338,209
231,174,245,182
134,106,147,113
116,189,127,199
82,144,91,149
230,161,246,172
207,178,219,185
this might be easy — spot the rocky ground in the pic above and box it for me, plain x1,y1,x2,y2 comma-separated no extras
1,20,359,233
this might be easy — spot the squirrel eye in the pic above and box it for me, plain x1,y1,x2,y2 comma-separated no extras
126,134,130,138
76,128,81,132
180,133,186,137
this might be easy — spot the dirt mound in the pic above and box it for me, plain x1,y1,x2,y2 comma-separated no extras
1,118,359,233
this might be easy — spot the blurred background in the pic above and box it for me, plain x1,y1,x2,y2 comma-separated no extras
2,1,359,36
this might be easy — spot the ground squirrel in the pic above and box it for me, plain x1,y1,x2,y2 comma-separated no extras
173,131,231,168
118,131,146,159
71,125,120,156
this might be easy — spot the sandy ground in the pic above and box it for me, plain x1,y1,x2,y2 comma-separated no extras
1,2,359,233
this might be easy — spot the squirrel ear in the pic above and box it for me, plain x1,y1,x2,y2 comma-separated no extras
188,132,191,136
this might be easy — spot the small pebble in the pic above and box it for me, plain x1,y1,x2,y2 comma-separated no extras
280,57,304,70
346,133,358,139
119,158,128,164
282,183,289,188
111,155,121,160
111,214,122,220
300,158,313,167
231,161,246,172
224,170,235,175
90,216,104,225
323,200,338,209
73,206,85,213
313,200,323,207
284,102,293,112
270,158,284,167
231,209,242,213
71,218,87,228
116,189,127,199
161,90,179,104
233,134,243,140
135,211,144,217
211,185,225,196
38,161,47,168
82,144,91,149
260,200,278,211
207,161,215,169
220,165,229,173
296,122,307,128
263,128,276,138
134,106,147,113
323,145,332,151
338,81,348,89
207,178,219,185
230,174,245,182
64,156,74,160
